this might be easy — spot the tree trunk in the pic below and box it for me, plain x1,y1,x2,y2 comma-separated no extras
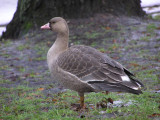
1,0,145,39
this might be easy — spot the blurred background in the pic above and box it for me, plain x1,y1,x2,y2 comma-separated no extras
0,0,160,36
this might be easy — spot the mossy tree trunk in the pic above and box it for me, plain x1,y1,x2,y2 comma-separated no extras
1,0,145,39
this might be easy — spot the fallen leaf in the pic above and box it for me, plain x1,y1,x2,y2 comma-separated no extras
52,98,58,102
129,63,140,67
112,45,117,50
149,113,160,117
37,88,44,91
113,39,117,43
45,98,50,101
105,26,111,30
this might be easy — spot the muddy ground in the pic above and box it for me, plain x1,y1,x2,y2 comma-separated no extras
0,14,160,90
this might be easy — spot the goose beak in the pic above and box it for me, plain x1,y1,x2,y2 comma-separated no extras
41,23,50,30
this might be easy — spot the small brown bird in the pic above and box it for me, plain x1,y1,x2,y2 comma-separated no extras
41,17,143,108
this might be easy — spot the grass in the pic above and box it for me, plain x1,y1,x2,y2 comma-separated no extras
107,43,120,52
1,39,12,47
146,23,156,33
16,44,30,51
0,16,160,120
0,85,159,120
85,32,101,39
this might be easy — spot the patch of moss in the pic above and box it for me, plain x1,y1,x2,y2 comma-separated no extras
21,21,33,35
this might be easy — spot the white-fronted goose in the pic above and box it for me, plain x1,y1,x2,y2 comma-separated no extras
41,17,143,108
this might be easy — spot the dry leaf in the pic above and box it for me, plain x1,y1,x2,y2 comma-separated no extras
37,88,44,91
105,26,111,30
113,39,117,43
52,98,58,102
129,63,140,67
149,113,160,117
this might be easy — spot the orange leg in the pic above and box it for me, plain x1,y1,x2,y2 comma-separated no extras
80,96,84,108
78,92,84,108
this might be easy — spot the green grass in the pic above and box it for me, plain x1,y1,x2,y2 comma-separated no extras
17,66,26,72
146,23,156,33
107,43,120,52
85,32,101,39
0,84,159,120
16,44,30,51
139,36,151,42
32,56,46,61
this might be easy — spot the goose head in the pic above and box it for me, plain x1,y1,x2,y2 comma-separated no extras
41,17,69,34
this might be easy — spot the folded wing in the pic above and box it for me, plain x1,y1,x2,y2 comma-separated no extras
57,45,143,94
